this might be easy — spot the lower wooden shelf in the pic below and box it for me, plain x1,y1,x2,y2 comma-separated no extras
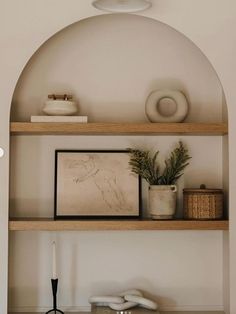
9,218,229,231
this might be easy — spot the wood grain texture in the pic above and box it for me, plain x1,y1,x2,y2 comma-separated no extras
9,218,229,231
10,122,228,135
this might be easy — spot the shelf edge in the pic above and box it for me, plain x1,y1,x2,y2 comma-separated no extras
9,219,229,231
10,122,228,136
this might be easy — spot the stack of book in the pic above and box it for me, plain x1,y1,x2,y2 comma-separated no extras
30,116,88,123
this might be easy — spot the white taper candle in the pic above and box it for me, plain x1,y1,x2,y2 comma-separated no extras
52,241,57,279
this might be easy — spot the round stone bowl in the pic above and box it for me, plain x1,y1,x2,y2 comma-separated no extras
43,100,78,116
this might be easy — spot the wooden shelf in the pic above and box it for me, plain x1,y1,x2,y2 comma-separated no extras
9,218,229,231
10,122,228,135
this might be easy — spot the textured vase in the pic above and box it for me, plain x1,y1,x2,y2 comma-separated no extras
148,185,177,219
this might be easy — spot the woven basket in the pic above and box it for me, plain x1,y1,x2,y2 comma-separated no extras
183,185,223,220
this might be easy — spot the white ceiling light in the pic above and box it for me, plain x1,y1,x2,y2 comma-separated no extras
92,0,152,13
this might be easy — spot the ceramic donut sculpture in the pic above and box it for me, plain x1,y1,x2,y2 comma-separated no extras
145,89,189,123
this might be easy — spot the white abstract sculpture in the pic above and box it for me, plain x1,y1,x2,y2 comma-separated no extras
89,289,159,311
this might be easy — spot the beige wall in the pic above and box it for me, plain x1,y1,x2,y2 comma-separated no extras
11,14,223,123
9,231,224,312
9,136,224,311
8,13,227,312
1,0,235,313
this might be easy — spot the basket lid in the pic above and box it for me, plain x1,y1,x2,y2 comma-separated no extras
183,184,223,194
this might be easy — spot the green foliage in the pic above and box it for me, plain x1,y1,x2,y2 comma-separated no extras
128,141,191,185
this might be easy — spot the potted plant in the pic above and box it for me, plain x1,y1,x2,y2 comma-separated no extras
128,141,191,219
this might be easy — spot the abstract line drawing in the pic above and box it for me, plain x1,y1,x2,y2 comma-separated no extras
55,151,140,218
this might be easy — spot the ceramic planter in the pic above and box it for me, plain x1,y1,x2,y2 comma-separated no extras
148,185,177,219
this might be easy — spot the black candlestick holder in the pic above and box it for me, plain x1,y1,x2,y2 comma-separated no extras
46,278,64,314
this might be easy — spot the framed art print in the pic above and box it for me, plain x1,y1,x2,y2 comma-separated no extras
54,150,141,219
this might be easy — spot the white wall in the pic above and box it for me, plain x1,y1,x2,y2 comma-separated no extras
8,13,226,312
1,1,235,313
8,231,223,312
9,135,224,312
11,14,223,123
10,136,223,219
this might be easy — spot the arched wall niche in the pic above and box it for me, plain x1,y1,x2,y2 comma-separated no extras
10,14,228,123
8,13,229,313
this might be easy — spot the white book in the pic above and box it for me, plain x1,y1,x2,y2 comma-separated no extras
31,115,88,123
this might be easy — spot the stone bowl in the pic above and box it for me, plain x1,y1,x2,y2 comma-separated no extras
43,100,78,116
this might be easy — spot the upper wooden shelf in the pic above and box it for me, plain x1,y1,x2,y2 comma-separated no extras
10,122,228,135
9,218,229,231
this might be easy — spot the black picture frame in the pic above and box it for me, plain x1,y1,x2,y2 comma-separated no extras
54,150,141,220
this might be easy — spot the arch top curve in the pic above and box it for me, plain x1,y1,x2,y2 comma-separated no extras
11,13,227,123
